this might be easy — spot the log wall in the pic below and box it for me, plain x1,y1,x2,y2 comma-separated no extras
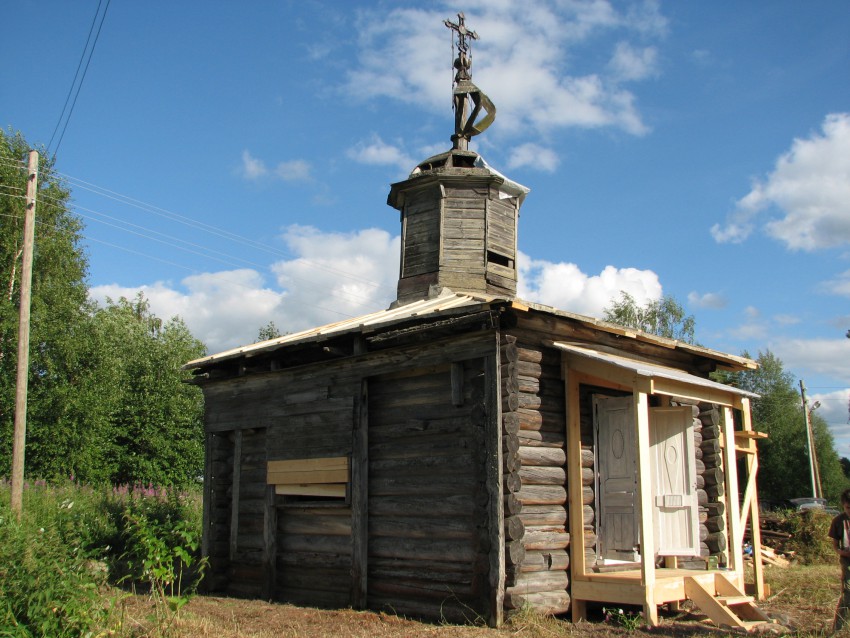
366,361,490,622
199,330,498,621
501,334,571,616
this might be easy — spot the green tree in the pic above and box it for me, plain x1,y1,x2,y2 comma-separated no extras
603,291,696,343
256,320,282,342
0,129,90,478
735,351,849,503
1,129,207,486
90,294,206,485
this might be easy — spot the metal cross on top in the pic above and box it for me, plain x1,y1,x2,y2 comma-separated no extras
443,12,495,150
444,12,478,56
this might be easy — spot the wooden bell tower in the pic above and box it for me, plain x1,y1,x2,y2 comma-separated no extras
387,13,529,305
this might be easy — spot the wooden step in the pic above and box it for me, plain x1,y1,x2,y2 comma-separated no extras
717,595,754,606
684,575,772,631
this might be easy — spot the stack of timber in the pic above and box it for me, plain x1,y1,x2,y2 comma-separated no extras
501,336,570,616
366,362,490,623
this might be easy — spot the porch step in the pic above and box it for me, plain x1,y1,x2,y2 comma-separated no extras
684,574,772,631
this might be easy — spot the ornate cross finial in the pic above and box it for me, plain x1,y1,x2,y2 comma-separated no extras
444,12,478,57
443,12,495,151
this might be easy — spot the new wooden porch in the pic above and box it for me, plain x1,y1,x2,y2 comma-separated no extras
555,342,771,629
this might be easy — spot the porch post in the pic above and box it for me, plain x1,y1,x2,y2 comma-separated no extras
564,365,587,622
721,406,745,585
633,385,658,626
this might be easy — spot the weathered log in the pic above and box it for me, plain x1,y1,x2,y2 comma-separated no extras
517,393,564,413
516,484,567,505
370,494,476,518
502,376,519,396
517,430,566,448
705,515,725,533
705,501,726,516
504,449,521,473
368,594,482,624
504,412,520,435
702,424,722,440
505,515,525,541
504,493,523,516
518,505,567,527
700,407,722,426
369,536,477,563
507,540,526,565
519,465,566,486
504,590,570,615
705,483,725,500
502,340,519,363
278,566,350,593
524,529,570,550
581,448,594,467
705,531,727,553
581,467,594,486
583,505,594,526
504,471,522,493
703,467,724,487
279,514,352,537
696,474,705,490
518,446,565,467
520,549,570,573
506,570,569,595
697,489,708,506
695,458,706,474
516,408,565,432
504,434,520,454
502,392,519,413
369,515,475,540
279,533,352,555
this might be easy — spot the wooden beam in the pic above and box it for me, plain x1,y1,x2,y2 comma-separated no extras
201,432,213,566
274,484,346,497
722,406,744,586
229,429,243,562
633,387,658,626
485,351,505,627
649,377,738,407
740,398,765,600
262,484,277,599
351,378,369,609
565,366,588,622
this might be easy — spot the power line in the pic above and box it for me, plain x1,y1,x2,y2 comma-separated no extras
47,0,112,159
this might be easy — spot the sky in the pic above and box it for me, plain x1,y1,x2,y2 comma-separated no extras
3,1,849,457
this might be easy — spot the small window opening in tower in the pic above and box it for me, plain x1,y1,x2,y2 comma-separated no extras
487,250,513,269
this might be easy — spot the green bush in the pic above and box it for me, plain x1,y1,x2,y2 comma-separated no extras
0,501,113,637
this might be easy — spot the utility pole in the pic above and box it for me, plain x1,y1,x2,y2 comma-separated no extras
10,150,38,520
799,379,822,499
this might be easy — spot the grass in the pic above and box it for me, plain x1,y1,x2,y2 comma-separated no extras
0,479,843,637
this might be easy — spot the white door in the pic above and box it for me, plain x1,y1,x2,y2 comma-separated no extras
594,396,639,562
650,407,699,556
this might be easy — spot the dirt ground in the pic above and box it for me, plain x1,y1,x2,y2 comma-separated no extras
120,564,838,638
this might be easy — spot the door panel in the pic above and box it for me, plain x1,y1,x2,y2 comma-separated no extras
594,395,638,562
650,407,699,556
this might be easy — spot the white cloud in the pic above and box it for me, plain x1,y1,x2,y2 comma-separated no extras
811,388,850,430
507,143,560,172
347,135,416,172
274,160,312,182
89,226,399,354
819,269,850,297
773,337,850,381
773,314,801,326
687,291,726,309
712,112,850,250
240,150,312,182
517,251,662,317
345,2,664,141
240,150,267,180
608,42,659,81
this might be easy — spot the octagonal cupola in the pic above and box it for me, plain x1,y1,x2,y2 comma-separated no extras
387,13,529,305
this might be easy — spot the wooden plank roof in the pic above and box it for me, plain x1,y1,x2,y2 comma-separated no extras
184,291,757,372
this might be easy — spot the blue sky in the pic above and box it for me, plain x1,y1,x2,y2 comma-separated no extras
3,1,849,453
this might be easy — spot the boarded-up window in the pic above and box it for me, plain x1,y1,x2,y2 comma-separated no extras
267,456,349,501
